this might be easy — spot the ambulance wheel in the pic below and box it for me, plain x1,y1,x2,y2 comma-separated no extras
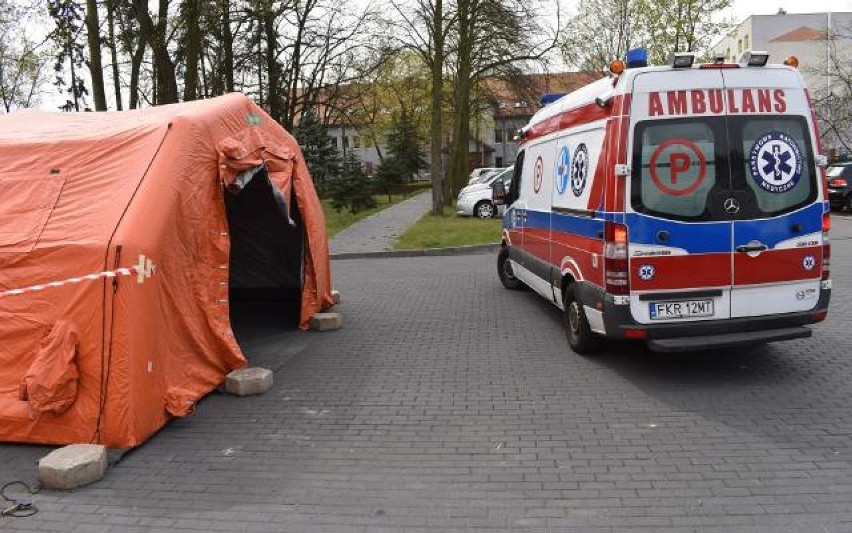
475,201,497,219
497,247,525,290
563,284,603,355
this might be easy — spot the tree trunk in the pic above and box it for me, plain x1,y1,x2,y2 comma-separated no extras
182,0,200,101
129,33,146,109
429,0,445,215
134,0,178,104
447,0,473,202
284,5,308,130
85,0,107,110
106,0,122,110
221,0,234,93
263,2,283,122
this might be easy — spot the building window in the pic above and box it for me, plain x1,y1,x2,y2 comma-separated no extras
496,157,504,167
330,137,338,149
495,129,504,143
737,38,742,53
365,161,374,175
353,136,360,148
743,35,749,50
343,136,349,149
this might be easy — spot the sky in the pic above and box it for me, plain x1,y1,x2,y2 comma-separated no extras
721,0,852,22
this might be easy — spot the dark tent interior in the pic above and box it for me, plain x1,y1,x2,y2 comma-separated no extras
225,167,304,343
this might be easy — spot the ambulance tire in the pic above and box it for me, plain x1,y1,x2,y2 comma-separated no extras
563,284,603,355
497,247,525,291
475,201,497,219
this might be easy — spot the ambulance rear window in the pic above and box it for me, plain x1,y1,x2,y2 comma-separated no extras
734,116,816,217
632,120,719,220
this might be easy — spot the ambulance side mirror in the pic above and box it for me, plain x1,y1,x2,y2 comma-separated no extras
492,180,507,205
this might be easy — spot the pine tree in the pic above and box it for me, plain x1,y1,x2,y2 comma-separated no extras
386,110,427,182
374,157,405,203
293,107,341,194
330,151,376,214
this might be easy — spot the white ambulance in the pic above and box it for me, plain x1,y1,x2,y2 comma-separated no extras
494,51,832,353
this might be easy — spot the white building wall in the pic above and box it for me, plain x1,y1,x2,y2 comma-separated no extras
711,12,852,156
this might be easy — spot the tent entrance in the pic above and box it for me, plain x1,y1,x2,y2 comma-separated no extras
225,167,303,342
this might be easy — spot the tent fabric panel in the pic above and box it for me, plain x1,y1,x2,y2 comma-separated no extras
102,114,248,447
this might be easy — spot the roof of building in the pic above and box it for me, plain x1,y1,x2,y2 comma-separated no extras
770,26,827,42
482,72,603,119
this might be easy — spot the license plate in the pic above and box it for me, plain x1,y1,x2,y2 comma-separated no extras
649,299,714,320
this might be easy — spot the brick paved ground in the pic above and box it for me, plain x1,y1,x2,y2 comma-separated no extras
2,217,852,532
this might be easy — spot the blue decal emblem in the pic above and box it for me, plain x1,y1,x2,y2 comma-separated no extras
555,146,571,195
748,131,803,194
571,143,588,197
638,264,656,281
803,255,816,271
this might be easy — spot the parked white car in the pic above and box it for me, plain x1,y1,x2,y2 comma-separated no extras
456,166,514,218
467,167,503,185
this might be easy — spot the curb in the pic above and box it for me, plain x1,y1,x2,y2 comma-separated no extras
331,243,500,260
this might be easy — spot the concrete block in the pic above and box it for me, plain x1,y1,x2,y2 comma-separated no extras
310,312,343,331
331,290,341,305
39,444,107,490
225,367,273,396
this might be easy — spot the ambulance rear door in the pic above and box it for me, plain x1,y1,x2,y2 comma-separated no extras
721,68,824,318
626,69,734,324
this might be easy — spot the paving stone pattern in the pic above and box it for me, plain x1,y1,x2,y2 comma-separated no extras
2,218,852,532
329,192,432,254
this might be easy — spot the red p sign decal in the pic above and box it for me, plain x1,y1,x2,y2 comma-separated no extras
649,139,707,197
669,152,691,185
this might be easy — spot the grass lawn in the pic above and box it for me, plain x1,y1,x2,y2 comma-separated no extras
322,193,414,237
394,209,502,250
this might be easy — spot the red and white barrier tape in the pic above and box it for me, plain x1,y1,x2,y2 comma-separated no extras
0,255,156,299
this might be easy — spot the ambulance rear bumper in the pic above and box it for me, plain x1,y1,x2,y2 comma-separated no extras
646,327,812,353
588,284,831,351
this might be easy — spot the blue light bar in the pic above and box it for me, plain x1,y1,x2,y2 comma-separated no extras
540,93,567,106
625,48,648,68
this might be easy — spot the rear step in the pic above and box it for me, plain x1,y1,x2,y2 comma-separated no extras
647,327,812,353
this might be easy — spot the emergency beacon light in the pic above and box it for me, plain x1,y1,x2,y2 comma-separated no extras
625,48,648,68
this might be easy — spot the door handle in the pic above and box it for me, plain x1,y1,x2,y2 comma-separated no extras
736,243,768,253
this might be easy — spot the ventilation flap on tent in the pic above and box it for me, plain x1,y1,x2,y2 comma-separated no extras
19,321,79,419
218,128,297,226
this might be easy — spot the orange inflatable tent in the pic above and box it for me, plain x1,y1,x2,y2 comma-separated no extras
0,94,333,448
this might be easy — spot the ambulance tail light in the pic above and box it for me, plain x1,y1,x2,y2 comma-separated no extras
832,178,848,187
604,222,630,296
822,213,831,281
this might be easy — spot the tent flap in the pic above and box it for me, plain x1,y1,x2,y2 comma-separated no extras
19,320,79,419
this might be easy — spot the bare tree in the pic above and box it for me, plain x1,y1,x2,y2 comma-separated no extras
0,1,49,112
808,25,852,156
561,0,634,71
85,0,107,109
445,0,561,198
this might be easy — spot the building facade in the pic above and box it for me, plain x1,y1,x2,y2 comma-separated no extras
711,11,852,158
325,72,600,176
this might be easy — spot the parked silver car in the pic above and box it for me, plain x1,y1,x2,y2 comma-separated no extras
456,166,513,218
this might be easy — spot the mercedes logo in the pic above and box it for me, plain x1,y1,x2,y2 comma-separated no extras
724,197,740,214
